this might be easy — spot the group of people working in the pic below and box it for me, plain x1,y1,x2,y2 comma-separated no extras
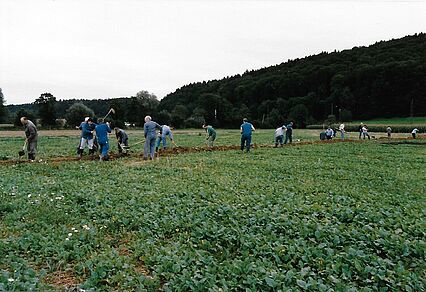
273,122,294,147
77,115,175,161
323,123,346,140
18,115,422,162
76,117,129,161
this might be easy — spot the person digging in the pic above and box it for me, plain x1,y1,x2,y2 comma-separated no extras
95,118,112,161
20,117,38,162
274,125,286,147
156,124,175,152
114,127,129,154
77,117,97,159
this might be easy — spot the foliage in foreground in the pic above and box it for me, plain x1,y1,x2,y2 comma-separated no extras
0,141,425,290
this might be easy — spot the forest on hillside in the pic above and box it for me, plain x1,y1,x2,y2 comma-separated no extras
159,33,426,128
2,34,425,128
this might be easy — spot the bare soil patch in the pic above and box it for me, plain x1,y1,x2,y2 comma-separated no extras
43,270,81,290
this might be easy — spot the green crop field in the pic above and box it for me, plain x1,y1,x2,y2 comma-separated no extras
0,130,425,290
0,129,417,161
0,129,321,160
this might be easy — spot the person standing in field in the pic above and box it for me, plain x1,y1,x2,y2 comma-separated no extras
358,122,364,139
202,124,217,147
411,128,419,139
20,117,38,161
144,115,161,160
240,118,255,152
156,124,174,151
77,117,96,158
284,122,293,144
339,123,345,140
274,125,286,147
114,127,129,153
362,125,370,140
386,126,392,139
95,118,112,161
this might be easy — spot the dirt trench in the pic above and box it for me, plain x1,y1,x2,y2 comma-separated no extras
0,136,424,166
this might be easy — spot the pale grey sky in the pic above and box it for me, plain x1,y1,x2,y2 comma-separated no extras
0,0,425,105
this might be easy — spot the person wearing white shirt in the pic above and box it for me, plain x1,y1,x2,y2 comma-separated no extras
362,125,370,140
325,127,334,140
386,126,392,139
411,128,419,139
274,125,286,147
339,123,345,140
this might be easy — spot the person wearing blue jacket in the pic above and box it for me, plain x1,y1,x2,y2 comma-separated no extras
143,116,161,160
77,117,96,158
240,118,255,152
95,118,112,161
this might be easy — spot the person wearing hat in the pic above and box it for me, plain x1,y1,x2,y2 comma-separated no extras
240,118,255,152
143,115,161,160
77,117,96,158
20,117,38,161
274,125,286,147
95,118,112,161
202,124,217,147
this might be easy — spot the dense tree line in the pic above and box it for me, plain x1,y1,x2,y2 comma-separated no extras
6,91,160,128
158,33,426,128
4,34,425,129
0,88,7,123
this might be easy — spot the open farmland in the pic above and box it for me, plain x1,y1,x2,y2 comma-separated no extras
0,129,419,161
0,130,425,290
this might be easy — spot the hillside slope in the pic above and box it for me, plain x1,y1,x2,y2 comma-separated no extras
159,33,426,128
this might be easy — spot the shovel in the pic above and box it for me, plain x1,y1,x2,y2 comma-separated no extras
18,140,27,157
117,141,128,154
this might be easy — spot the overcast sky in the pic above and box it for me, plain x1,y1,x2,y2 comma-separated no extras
1,0,425,105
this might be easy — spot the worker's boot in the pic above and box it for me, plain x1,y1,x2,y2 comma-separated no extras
88,149,95,157
28,153,35,161
77,148,83,159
